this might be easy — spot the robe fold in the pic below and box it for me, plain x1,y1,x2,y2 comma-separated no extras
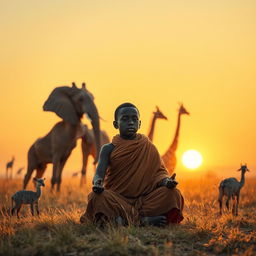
82,134,184,224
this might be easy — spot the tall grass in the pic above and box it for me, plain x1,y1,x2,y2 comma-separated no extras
1,177,255,255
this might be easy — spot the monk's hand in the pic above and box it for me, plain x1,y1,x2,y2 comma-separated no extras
93,178,104,194
165,173,178,189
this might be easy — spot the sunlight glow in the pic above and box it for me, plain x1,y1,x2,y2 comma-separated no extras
182,150,203,170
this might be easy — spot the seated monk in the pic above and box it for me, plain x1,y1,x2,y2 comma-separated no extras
80,103,184,227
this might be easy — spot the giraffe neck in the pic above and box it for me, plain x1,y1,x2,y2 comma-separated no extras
240,171,246,188
147,115,157,141
168,112,181,152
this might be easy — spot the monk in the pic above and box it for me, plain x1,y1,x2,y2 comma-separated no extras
80,103,184,226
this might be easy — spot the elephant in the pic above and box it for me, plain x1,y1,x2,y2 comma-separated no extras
80,125,110,186
23,82,101,191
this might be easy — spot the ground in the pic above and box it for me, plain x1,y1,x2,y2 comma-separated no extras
0,176,255,256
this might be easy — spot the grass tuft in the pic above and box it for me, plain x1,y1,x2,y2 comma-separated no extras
1,177,256,255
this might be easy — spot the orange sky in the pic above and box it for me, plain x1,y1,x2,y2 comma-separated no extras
0,1,255,180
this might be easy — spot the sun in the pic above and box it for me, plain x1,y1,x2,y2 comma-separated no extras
182,150,203,170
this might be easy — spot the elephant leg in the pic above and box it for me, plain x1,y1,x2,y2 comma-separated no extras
52,151,68,191
81,139,92,175
56,156,69,192
51,159,59,191
23,165,36,189
35,164,47,178
51,155,66,192
81,144,91,187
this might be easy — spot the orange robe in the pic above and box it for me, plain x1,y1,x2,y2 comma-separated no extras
82,134,184,224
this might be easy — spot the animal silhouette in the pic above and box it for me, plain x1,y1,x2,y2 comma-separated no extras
161,104,189,174
11,178,45,218
218,164,249,215
72,172,79,177
23,82,101,192
147,106,167,141
16,167,24,175
6,156,15,179
80,125,110,186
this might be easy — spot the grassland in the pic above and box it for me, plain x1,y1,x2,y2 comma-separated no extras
0,176,256,256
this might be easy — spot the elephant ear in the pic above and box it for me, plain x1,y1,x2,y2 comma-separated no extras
43,86,80,125
82,82,95,101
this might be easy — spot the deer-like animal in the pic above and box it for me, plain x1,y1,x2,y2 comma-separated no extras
11,178,45,218
6,156,15,179
218,164,250,216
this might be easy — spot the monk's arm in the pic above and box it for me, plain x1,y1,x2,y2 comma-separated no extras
92,143,114,193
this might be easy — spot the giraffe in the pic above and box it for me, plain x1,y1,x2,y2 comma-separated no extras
6,156,15,179
147,106,168,141
161,104,189,174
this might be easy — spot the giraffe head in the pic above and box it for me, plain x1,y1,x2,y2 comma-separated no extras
178,104,189,116
153,106,168,120
238,164,250,173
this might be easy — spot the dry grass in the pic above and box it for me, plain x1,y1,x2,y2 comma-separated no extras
0,176,256,256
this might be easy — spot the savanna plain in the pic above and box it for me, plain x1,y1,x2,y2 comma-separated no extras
0,175,255,256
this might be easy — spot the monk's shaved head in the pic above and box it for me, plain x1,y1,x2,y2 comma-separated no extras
114,102,140,121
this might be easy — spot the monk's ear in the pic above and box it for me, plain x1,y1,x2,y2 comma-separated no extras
138,120,141,128
113,120,119,129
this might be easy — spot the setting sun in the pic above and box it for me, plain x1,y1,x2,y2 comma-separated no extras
182,150,203,170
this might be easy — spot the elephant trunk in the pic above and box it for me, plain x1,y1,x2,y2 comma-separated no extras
88,104,101,164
